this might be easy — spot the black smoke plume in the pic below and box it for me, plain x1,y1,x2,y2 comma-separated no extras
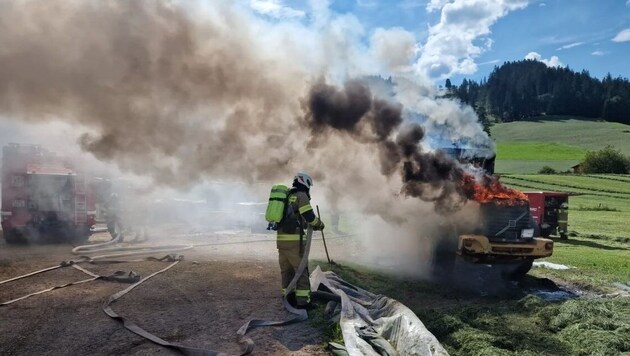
304,80,469,213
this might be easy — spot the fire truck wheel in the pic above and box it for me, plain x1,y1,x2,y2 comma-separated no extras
540,223,552,238
3,228,27,244
71,230,91,243
502,260,534,281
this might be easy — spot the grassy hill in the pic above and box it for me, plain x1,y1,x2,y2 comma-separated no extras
491,116,630,174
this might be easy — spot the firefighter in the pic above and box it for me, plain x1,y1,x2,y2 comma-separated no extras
105,192,123,241
276,171,324,309
558,202,569,239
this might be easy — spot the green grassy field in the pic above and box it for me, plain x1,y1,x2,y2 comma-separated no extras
491,116,630,173
496,142,587,160
491,116,630,155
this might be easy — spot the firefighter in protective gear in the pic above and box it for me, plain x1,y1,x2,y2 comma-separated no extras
105,193,123,241
277,171,324,308
558,202,569,240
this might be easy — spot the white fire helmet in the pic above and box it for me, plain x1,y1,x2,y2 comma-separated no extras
294,171,313,189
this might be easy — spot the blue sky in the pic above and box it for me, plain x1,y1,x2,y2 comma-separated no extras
250,0,630,84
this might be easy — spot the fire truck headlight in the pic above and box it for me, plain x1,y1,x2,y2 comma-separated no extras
521,228,534,239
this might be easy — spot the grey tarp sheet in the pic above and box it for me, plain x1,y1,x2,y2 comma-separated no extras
310,266,449,356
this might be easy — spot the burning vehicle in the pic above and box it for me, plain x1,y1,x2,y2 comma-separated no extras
1,143,96,244
434,148,554,280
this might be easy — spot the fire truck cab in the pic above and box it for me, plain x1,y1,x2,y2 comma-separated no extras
1,143,96,244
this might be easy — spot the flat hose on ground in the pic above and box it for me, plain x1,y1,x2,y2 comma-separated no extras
71,230,195,261
235,227,314,355
1,229,316,355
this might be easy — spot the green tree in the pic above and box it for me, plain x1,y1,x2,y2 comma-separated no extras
538,166,557,174
581,146,630,174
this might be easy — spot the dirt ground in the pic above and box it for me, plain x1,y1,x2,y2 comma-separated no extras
0,230,340,356
1,226,593,356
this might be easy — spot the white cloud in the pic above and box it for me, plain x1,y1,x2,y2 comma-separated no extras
426,0,450,12
525,52,563,67
591,50,605,56
612,28,630,42
627,0,630,6
416,0,529,79
249,0,305,19
539,2,546,6
557,41,584,50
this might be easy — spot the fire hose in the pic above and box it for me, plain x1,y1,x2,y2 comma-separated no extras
0,227,321,355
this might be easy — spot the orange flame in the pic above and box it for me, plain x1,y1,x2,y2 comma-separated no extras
461,174,528,205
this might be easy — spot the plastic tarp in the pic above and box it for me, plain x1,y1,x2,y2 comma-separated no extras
310,266,449,356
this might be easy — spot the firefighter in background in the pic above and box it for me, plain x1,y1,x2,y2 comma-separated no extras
277,171,325,308
105,192,123,241
558,202,569,239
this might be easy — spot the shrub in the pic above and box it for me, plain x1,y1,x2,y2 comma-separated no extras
581,146,630,174
538,166,557,174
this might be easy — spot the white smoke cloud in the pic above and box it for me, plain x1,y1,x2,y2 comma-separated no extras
0,0,494,273
369,27,418,74
525,51,564,67
416,0,529,79
249,0,305,19
612,29,630,43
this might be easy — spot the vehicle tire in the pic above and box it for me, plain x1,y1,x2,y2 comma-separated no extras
540,223,552,238
502,260,533,281
3,228,27,244
70,228,92,243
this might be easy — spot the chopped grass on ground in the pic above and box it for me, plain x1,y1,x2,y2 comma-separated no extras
310,262,630,356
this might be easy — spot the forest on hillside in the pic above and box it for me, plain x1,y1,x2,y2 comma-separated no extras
447,60,630,126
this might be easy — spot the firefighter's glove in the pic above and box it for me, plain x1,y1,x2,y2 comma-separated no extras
313,221,325,231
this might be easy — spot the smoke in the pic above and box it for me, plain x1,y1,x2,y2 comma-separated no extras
0,0,308,186
303,79,481,214
0,0,499,274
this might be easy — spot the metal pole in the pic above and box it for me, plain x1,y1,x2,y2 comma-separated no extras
316,205,332,264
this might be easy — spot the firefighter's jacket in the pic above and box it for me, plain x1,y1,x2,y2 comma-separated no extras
276,189,322,247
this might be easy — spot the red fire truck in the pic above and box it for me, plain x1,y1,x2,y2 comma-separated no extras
1,143,96,244
524,191,569,240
